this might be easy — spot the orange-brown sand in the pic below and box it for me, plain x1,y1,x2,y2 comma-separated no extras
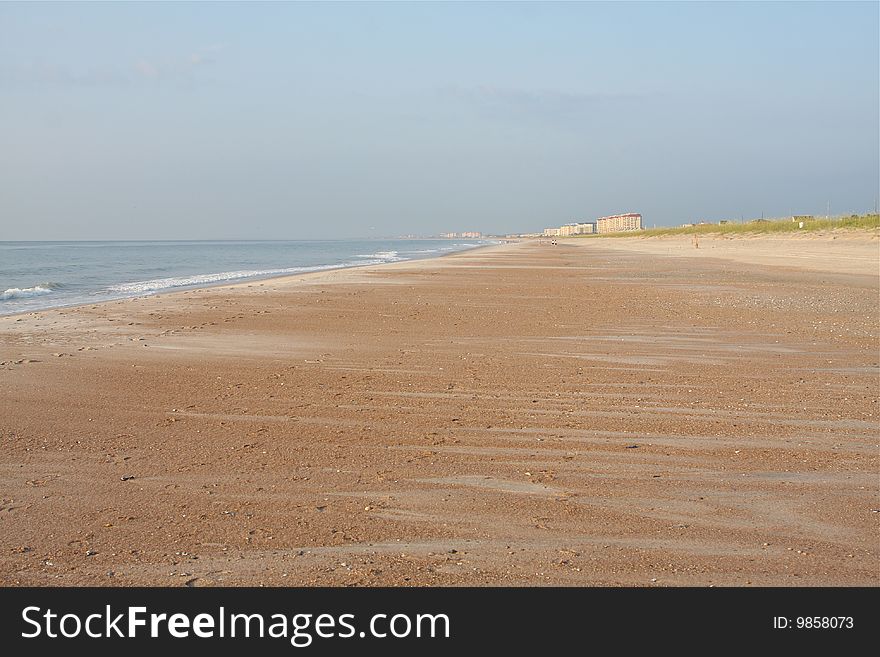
1,236,877,586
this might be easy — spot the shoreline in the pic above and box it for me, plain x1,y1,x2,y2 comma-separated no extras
1,236,877,586
0,241,507,320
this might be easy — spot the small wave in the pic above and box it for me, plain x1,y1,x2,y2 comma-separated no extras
356,250,400,260
0,283,60,301
104,253,422,297
106,266,351,295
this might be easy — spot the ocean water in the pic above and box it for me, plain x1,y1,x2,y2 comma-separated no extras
0,239,492,316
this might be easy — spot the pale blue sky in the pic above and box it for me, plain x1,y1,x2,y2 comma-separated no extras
1,1,877,239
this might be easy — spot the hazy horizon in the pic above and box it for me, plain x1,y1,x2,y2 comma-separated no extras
2,1,878,240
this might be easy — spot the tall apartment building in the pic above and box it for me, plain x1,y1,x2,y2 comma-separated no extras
595,213,642,234
546,223,594,236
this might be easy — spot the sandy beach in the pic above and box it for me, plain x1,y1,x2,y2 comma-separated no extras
1,234,877,586
572,231,879,276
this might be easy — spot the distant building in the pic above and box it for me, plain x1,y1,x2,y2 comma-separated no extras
559,222,595,236
596,213,642,234
547,222,595,237
441,231,482,238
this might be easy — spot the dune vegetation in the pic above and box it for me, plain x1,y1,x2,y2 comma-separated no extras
574,213,879,238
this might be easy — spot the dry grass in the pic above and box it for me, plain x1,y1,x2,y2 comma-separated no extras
572,213,879,238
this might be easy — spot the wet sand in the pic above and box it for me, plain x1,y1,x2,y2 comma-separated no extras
1,236,877,586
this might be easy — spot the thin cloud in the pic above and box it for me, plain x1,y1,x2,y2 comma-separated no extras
0,61,130,87
135,59,159,79
131,44,226,83
2,44,227,88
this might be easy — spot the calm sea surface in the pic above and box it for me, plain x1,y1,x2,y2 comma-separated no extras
0,239,492,316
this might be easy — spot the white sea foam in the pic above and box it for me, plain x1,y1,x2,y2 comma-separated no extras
105,256,417,296
0,241,489,315
0,284,57,301
106,264,356,295
356,250,400,260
